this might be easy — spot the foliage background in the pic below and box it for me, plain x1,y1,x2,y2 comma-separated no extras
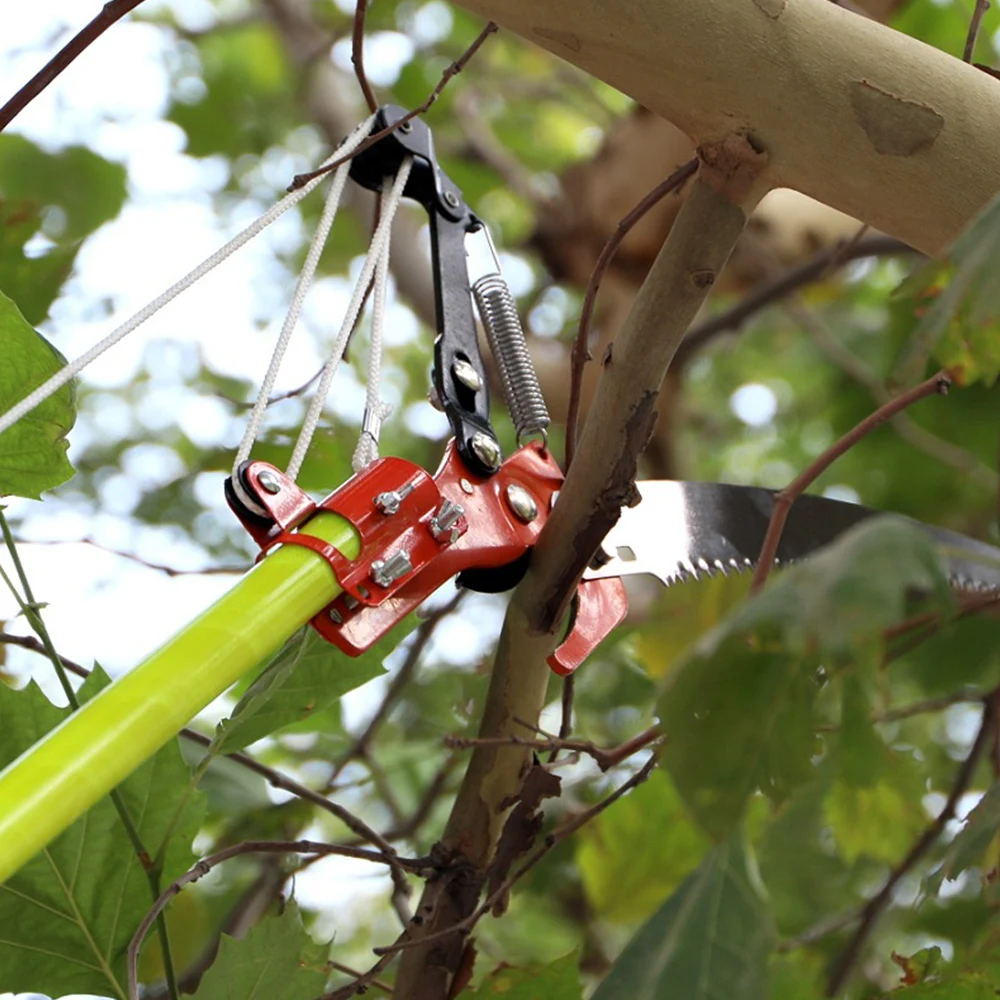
1,1,1000,998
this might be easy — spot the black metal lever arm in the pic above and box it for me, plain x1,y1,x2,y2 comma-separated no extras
348,105,501,477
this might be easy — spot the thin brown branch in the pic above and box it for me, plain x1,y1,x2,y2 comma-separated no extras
446,725,661,772
564,157,699,469
876,690,987,724
789,300,996,492
549,675,575,763
319,949,401,1000
375,757,657,958
751,369,953,592
352,0,379,113
328,961,394,996
22,537,245,577
127,840,431,1000
826,693,997,995
675,234,916,366
289,23,499,191
964,0,991,61
326,593,464,789
0,0,146,132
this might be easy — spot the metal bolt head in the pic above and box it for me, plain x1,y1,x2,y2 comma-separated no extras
470,432,501,471
398,120,413,133
443,190,460,209
506,483,538,523
429,499,465,544
452,358,482,392
371,549,413,588
459,478,474,495
257,469,282,495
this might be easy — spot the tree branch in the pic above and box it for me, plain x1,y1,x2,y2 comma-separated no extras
392,143,760,1000
351,0,379,114
750,369,953,592
0,0,146,133
826,693,997,995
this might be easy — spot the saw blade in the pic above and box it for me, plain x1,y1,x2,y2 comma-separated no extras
582,481,1000,592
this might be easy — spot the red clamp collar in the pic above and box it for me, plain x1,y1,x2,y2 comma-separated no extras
229,442,626,675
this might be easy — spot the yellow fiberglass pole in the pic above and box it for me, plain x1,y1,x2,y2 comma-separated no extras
0,512,358,884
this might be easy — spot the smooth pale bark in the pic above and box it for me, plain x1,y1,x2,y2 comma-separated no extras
394,173,755,1000
455,0,1000,256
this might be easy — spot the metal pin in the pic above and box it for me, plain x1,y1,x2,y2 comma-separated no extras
257,470,281,495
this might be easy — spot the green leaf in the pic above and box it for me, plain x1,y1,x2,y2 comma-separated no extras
0,134,127,241
590,831,775,1000
192,901,327,1000
211,618,416,754
659,519,952,837
877,974,997,999
926,784,1000,895
0,669,204,997
576,769,711,923
0,289,76,498
891,190,1000,387
457,951,582,999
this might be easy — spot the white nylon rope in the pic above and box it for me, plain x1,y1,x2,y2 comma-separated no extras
285,155,413,482
0,114,376,440
351,188,394,474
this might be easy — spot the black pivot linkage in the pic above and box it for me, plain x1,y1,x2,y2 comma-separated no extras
349,105,502,478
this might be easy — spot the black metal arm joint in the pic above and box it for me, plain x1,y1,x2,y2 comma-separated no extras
349,105,500,477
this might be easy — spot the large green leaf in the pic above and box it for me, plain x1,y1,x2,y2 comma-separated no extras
211,618,416,754
658,518,952,838
576,770,710,923
0,669,204,997
891,191,1000,387
457,952,582,1000
926,784,1000,895
0,289,76,498
590,831,774,1000
192,901,327,1000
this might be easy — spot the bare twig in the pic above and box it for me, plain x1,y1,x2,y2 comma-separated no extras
675,234,915,367
549,675,575,763
964,0,991,61
127,840,431,1000
289,23,499,191
826,693,997,995
326,593,464,789
22,537,245,577
375,757,657,957
789,301,996,492
328,961,394,996
0,0,146,132
751,369,953,592
564,157,699,468
877,690,988,724
351,0,379,113
319,949,401,1000
446,725,661,772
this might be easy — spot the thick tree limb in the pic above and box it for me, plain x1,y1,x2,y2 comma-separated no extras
454,0,1000,255
392,155,757,1000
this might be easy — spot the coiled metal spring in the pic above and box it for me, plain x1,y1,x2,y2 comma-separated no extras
473,274,550,443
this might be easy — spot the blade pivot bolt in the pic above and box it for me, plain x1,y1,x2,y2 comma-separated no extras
505,483,537,523
257,470,282,495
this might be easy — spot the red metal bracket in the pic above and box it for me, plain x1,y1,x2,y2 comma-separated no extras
228,443,627,674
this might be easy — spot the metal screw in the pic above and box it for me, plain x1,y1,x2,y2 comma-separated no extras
371,549,413,588
374,483,414,515
257,469,282,495
452,359,482,392
460,478,474,495
398,120,413,133
328,608,343,625
443,190,460,209
471,432,501,471
429,499,465,543
506,483,538,523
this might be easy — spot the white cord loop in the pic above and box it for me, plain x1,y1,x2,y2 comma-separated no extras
0,115,376,441
286,155,413,482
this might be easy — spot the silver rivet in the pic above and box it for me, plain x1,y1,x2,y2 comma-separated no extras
460,478,474,495
452,359,482,392
444,190,460,209
506,483,537,523
471,432,501,470
257,469,281,495
398,120,413,133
